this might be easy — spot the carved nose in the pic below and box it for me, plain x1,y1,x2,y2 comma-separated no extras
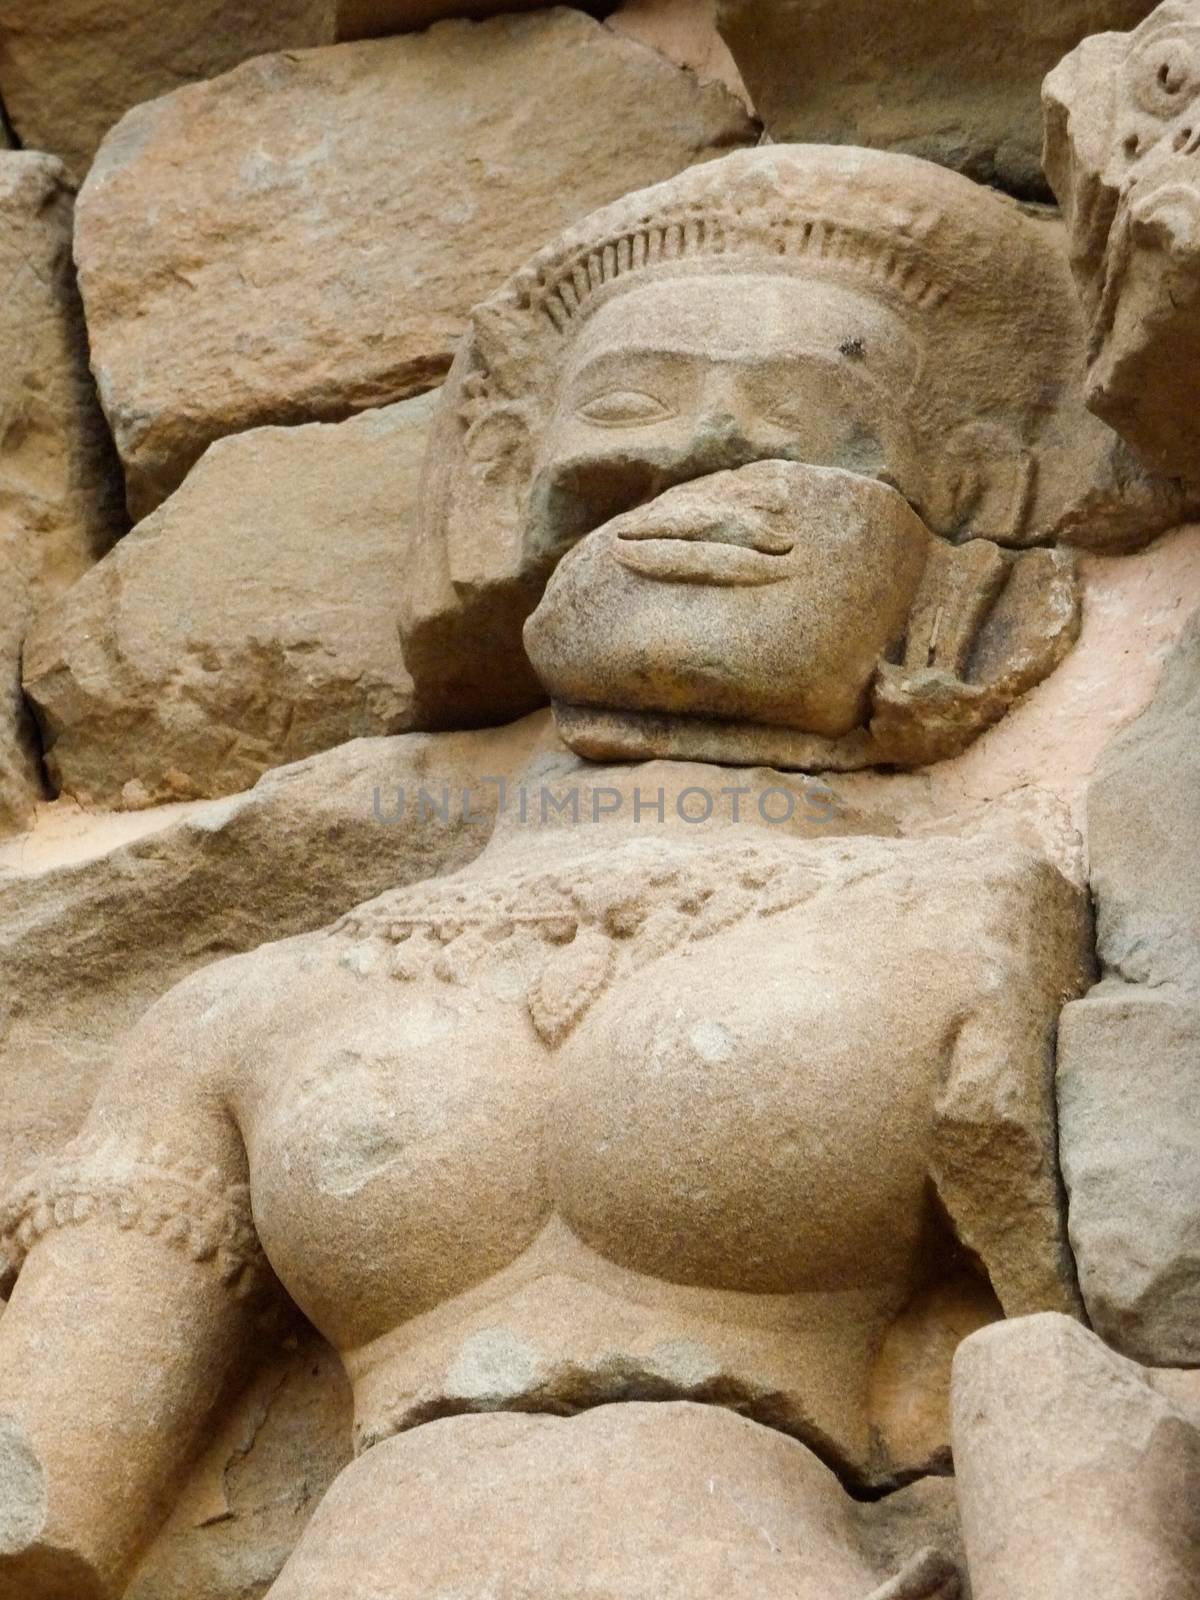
686,406,760,471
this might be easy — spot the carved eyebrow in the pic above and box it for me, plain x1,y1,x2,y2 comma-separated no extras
566,348,709,381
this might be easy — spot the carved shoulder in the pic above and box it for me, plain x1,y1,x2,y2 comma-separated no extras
0,946,283,1305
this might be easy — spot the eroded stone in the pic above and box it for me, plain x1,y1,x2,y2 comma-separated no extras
0,811,1089,1594
266,1405,960,1599
405,144,1165,731
1056,606,1200,1365
0,153,122,606
526,461,1080,771
340,0,614,39
0,557,39,839
0,715,550,1198
24,394,436,809
953,1314,1200,1599
606,0,750,105
0,0,337,184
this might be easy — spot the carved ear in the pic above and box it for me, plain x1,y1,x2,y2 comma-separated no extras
967,546,1080,698
446,404,535,592
869,541,1080,764
930,422,1038,545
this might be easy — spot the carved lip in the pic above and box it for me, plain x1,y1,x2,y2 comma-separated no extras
612,518,794,586
613,537,792,586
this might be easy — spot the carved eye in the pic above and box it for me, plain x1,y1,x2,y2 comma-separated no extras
576,390,674,426
1131,35,1200,117
760,401,809,430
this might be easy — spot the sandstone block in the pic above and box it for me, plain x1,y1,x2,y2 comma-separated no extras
0,0,337,184
717,0,1156,196
1058,988,1200,1366
340,1,612,40
1087,605,1200,996
0,557,39,839
1055,607,1200,1365
953,1315,1200,1599
606,0,750,105
0,2,622,183
24,394,437,810
73,12,756,516
0,153,122,606
267,1404,959,1599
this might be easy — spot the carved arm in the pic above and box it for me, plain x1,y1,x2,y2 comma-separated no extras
0,966,274,1600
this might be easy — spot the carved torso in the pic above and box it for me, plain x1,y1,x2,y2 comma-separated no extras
160,824,1083,1487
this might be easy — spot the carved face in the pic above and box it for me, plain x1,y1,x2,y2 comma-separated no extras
521,272,1077,769
1045,4,1200,476
525,275,930,570
1114,9,1200,197
408,146,1088,750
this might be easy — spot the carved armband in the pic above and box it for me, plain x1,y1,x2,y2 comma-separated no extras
0,1135,271,1305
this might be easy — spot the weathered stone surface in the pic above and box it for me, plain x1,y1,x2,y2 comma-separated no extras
1045,2,1200,479
953,1314,1200,1598
0,0,337,184
267,1404,961,1599
0,795,1088,1589
1057,606,1200,1365
125,1332,352,1600
405,143,1167,731
24,393,437,810
0,153,123,605
607,0,750,105
716,0,1156,196
0,714,550,1197
0,557,40,838
527,461,1080,772
73,12,756,517
1059,989,1200,1366
1087,600,1200,998
0,2,622,182
340,0,613,39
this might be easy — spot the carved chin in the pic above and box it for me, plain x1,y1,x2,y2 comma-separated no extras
524,459,1081,774
523,461,931,769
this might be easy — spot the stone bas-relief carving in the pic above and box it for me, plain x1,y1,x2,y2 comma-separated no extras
404,143,1192,734
0,815,1090,1598
0,138,1197,1599
527,460,1078,770
1046,0,1200,478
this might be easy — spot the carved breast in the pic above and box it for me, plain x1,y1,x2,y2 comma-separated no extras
234,834,1040,1354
